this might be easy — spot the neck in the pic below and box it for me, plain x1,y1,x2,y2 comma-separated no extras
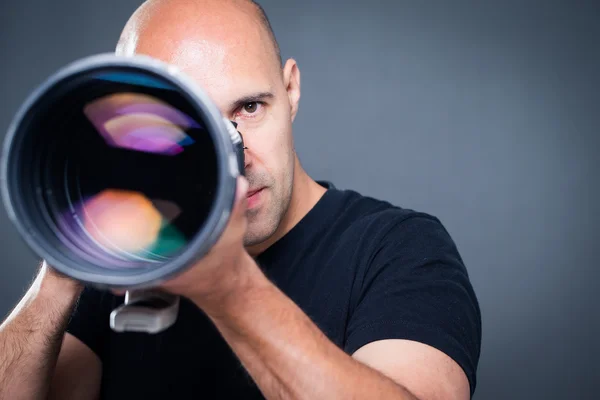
246,158,326,257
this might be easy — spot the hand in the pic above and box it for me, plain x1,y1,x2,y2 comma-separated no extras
38,260,83,295
158,176,254,308
22,261,84,312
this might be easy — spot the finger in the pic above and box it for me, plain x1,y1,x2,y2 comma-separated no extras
203,176,248,254
231,175,249,217
236,175,249,202
217,176,248,240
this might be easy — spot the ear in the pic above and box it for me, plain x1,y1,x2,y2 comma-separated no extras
283,59,301,122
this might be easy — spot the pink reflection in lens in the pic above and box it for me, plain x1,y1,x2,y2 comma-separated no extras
83,93,196,155
104,113,185,155
81,189,163,255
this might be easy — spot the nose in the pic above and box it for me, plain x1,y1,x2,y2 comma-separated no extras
237,130,251,170
243,145,252,170
232,123,251,171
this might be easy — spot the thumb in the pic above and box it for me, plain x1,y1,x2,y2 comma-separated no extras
217,176,248,243
232,176,249,217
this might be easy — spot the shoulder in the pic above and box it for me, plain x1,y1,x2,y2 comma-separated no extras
333,189,482,394
324,185,471,290
329,186,455,254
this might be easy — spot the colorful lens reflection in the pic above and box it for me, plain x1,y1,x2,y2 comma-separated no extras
52,83,217,267
75,189,185,262
83,92,197,155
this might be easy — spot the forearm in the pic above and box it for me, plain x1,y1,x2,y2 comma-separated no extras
200,256,418,400
0,265,82,399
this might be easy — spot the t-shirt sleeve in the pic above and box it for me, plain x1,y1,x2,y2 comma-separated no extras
66,286,116,361
344,214,482,396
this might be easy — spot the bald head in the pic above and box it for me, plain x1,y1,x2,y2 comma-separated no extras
249,1,282,66
115,0,304,250
116,0,281,68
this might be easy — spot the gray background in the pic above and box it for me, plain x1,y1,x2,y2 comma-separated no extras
1,0,598,398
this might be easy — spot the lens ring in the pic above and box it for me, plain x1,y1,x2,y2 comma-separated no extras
1,54,239,288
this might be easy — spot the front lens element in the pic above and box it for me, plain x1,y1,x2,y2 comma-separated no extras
26,68,219,270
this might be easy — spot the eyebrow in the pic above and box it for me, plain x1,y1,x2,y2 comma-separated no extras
229,92,275,112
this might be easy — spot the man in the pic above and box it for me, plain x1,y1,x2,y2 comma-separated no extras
0,0,481,399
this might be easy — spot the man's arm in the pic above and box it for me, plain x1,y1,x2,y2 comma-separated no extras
47,333,102,400
160,178,475,399
353,339,470,400
0,263,101,400
198,254,462,400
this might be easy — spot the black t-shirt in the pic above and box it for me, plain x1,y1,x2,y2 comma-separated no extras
66,182,482,399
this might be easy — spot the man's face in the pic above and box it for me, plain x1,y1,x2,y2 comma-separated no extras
119,1,300,247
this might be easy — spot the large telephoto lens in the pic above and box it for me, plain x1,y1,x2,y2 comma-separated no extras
1,54,243,289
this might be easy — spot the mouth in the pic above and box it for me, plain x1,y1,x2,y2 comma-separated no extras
246,187,264,198
246,187,265,209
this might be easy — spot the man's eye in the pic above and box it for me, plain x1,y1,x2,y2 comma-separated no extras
242,102,260,114
244,102,258,113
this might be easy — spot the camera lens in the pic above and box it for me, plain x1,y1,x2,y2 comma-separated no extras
2,57,239,287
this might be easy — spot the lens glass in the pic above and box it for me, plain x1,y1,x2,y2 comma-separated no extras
31,68,220,270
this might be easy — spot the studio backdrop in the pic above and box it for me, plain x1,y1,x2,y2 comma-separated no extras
0,1,598,399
